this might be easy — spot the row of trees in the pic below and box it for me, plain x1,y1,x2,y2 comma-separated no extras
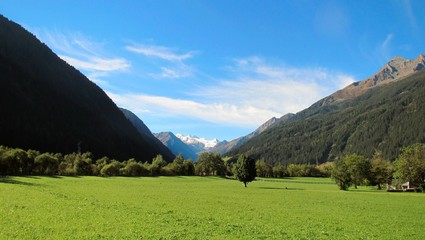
0,146,195,177
332,143,425,191
0,145,331,179
2,143,424,191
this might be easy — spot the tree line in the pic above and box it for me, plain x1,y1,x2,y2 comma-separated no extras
0,145,331,178
1,143,424,192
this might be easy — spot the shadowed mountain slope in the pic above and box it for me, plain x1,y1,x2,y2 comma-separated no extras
0,15,172,161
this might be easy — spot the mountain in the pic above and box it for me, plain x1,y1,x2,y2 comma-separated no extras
209,113,294,154
319,54,425,105
120,108,174,161
0,15,173,161
175,134,221,154
154,132,198,160
227,55,425,165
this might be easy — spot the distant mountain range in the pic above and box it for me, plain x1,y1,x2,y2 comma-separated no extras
0,15,173,162
154,132,198,160
153,114,295,159
228,54,425,165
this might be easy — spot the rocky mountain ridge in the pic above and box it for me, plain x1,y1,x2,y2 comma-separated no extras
319,54,425,105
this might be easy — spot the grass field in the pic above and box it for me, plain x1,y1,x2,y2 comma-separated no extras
1,176,424,239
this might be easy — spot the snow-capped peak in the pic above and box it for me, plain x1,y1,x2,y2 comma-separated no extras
176,133,220,149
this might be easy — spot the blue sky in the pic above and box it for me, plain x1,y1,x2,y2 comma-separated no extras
1,0,425,141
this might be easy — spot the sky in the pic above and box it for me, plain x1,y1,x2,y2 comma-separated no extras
1,0,425,141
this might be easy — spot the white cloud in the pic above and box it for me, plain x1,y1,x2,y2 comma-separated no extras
107,57,356,128
107,92,279,127
194,57,356,116
126,43,196,79
126,44,194,62
59,55,130,72
34,30,130,79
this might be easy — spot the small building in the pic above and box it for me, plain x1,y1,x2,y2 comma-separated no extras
401,181,415,191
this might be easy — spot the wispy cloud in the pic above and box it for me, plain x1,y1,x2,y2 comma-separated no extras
33,30,130,83
107,92,279,127
59,55,130,72
126,43,195,79
126,44,194,62
195,57,355,115
107,57,356,128
377,34,394,62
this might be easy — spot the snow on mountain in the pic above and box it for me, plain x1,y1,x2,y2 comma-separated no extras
175,133,220,151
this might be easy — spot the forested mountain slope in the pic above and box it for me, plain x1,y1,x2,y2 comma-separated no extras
0,15,172,161
209,114,294,154
228,62,425,165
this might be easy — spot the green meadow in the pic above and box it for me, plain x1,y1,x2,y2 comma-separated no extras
1,176,424,239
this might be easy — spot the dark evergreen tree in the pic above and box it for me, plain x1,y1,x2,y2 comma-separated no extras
234,154,256,187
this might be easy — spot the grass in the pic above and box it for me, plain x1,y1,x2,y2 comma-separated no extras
1,176,424,239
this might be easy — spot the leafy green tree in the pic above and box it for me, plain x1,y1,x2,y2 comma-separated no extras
332,158,352,190
150,155,167,176
344,154,370,189
121,159,144,176
95,156,110,174
100,160,122,176
168,154,185,175
394,143,425,190
287,164,310,177
74,153,95,176
316,162,335,177
0,148,32,175
34,153,59,175
182,159,195,176
195,152,224,176
234,154,256,187
370,152,393,190
272,163,287,178
256,159,273,177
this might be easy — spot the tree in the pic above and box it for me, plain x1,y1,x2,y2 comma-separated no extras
272,163,287,178
332,158,352,190
121,159,144,176
343,154,370,189
34,153,59,175
100,160,122,176
234,154,256,187
256,159,273,177
370,152,393,190
394,143,425,190
168,154,185,175
182,159,195,176
150,155,166,176
195,152,224,176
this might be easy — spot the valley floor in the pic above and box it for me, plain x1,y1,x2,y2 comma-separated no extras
1,176,424,239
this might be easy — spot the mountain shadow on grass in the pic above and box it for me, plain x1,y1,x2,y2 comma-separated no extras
259,187,305,190
0,178,38,186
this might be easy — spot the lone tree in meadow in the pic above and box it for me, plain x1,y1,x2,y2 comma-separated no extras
234,154,256,187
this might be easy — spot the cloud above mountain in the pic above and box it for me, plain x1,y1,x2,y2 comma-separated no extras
108,56,355,128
